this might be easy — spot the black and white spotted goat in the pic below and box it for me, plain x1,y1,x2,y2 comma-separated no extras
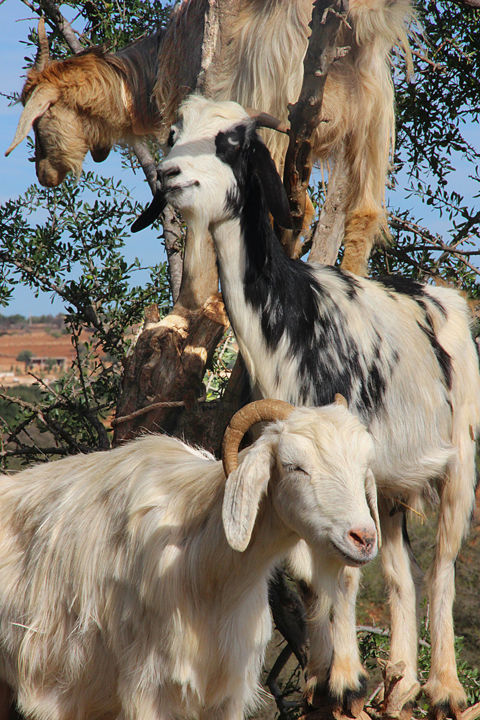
133,95,480,718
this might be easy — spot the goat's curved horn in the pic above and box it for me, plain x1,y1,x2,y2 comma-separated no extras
5,84,59,157
245,108,290,135
334,393,348,408
36,18,50,71
222,399,294,478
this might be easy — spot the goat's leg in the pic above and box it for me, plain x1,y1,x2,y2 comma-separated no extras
118,685,174,720
285,542,337,714
380,500,421,716
304,568,367,717
302,586,334,709
423,437,476,719
287,541,366,716
329,566,367,715
340,208,381,277
336,64,393,278
201,697,244,720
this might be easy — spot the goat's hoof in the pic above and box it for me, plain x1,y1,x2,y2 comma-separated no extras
333,680,368,719
305,676,367,719
427,702,466,720
424,678,467,720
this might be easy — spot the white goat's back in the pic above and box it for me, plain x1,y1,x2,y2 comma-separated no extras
0,436,227,718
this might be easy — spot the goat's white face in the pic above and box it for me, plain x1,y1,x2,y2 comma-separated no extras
222,405,379,567
132,95,292,234
272,429,377,566
158,97,248,230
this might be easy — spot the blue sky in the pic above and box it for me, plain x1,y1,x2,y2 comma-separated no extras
1,1,478,317
0,1,164,316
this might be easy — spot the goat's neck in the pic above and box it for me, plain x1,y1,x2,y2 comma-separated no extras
105,32,163,136
211,202,310,398
212,216,272,389
189,490,297,606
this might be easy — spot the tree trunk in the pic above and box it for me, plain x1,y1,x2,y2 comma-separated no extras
113,0,233,446
113,227,228,443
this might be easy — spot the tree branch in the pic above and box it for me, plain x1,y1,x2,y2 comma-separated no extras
163,206,184,303
281,0,349,259
37,0,84,53
309,149,348,264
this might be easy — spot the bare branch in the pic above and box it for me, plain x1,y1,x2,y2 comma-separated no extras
38,0,83,53
282,0,349,258
0,446,71,460
196,0,221,94
112,396,207,427
162,206,184,303
309,150,348,264
130,140,158,195
0,251,66,298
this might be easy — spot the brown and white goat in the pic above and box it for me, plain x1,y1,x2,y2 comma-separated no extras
0,399,378,720
5,22,166,187
7,0,412,274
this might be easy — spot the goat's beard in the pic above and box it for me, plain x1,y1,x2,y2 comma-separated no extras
182,215,211,278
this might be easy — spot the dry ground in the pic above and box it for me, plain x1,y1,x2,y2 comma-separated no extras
0,325,78,383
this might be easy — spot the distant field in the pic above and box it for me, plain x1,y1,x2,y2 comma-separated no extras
0,324,77,383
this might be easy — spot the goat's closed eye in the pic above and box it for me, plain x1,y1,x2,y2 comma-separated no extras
282,463,309,477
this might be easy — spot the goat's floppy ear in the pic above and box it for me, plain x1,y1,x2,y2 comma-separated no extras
131,189,168,232
365,469,381,548
222,442,272,552
5,85,59,157
251,137,292,229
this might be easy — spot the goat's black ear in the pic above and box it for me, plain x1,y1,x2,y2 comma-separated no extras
251,137,292,229
131,190,167,233
215,124,249,165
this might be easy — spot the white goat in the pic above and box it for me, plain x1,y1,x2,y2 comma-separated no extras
0,399,378,720
133,95,480,719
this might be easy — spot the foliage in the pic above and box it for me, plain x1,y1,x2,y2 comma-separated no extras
357,615,480,713
60,0,172,50
0,172,171,462
0,0,177,463
204,329,238,401
15,349,33,363
370,1,480,290
0,384,43,425
14,0,173,65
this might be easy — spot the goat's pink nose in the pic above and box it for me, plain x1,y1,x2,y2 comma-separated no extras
348,527,376,554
